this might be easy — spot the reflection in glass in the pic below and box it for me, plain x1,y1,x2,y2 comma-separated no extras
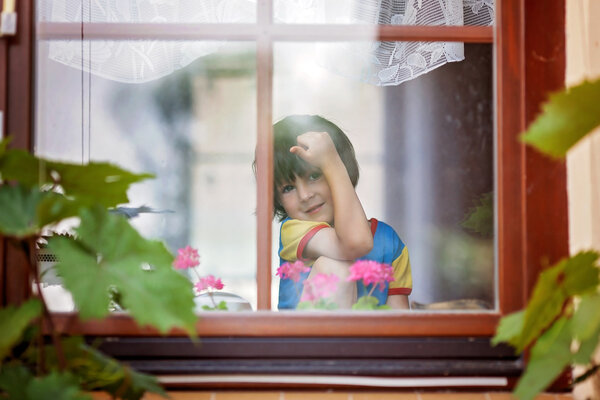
273,42,494,311
35,40,258,311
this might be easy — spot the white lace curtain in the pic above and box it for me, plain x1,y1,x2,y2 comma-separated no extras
39,0,494,85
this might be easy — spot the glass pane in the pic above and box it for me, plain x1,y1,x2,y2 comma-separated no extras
273,42,494,311
273,0,495,26
35,40,258,311
37,0,257,23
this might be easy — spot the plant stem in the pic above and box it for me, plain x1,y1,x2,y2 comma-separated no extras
367,283,376,298
24,238,67,371
574,363,600,385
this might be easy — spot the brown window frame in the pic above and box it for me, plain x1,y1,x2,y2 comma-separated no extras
1,0,567,388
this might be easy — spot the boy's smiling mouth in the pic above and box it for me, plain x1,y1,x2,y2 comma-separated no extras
305,203,324,214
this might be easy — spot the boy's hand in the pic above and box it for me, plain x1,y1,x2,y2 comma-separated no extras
290,131,339,170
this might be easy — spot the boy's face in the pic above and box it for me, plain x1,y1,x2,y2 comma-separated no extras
278,168,334,225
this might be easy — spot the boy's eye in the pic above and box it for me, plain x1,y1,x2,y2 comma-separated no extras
280,184,295,194
308,172,322,181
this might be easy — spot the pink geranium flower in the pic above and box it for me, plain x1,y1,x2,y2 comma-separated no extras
276,261,310,282
173,245,200,270
347,260,394,291
300,273,339,302
194,275,225,292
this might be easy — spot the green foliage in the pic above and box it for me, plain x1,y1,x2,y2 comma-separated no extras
0,299,42,361
0,366,92,400
50,206,197,335
296,298,338,310
0,143,153,208
0,185,79,238
0,139,198,398
521,78,600,157
494,252,600,399
25,372,92,400
461,191,493,238
0,364,34,399
351,296,391,311
491,310,524,346
202,300,229,311
513,317,574,400
30,337,166,400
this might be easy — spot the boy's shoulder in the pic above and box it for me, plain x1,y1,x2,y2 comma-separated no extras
370,218,396,236
280,218,331,237
370,218,406,246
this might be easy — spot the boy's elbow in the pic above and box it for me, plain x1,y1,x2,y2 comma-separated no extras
346,236,373,259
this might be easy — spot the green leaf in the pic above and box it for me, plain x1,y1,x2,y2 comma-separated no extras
216,301,228,310
0,185,80,238
51,161,153,208
25,371,92,400
562,251,600,296
492,310,525,347
514,317,573,400
511,252,598,352
0,299,42,361
521,78,600,158
352,296,381,310
0,364,33,399
461,191,494,238
296,301,313,310
23,337,166,400
0,149,153,208
0,137,9,156
50,206,197,335
571,293,600,364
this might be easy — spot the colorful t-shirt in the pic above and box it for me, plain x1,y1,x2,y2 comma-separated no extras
277,218,412,309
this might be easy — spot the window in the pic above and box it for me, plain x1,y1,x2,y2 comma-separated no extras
1,0,568,387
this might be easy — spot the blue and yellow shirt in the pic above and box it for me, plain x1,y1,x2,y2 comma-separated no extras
277,218,412,309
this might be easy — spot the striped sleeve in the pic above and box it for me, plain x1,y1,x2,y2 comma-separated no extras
388,245,412,295
280,219,330,262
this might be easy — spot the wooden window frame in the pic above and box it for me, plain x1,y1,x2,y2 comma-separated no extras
1,0,567,388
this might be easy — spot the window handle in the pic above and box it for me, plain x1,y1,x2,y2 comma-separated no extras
1,0,16,36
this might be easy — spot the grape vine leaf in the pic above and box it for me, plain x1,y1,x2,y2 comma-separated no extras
32,337,166,400
509,251,599,352
0,299,42,361
522,78,600,158
0,185,81,238
26,371,92,400
50,206,197,336
514,316,573,400
0,148,153,208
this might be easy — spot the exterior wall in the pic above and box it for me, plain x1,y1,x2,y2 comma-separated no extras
567,1,600,399
566,0,600,253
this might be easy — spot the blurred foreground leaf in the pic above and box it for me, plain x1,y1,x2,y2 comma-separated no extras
30,337,166,400
492,310,525,346
0,185,81,238
0,299,42,361
508,252,599,352
26,371,91,400
50,206,197,335
514,317,573,400
0,148,152,208
522,78,600,157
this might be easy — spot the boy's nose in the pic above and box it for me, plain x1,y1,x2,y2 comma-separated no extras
296,182,313,201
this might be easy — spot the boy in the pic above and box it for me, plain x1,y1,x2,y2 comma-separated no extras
273,115,411,310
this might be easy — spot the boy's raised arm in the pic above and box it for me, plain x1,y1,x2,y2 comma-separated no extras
290,131,373,261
